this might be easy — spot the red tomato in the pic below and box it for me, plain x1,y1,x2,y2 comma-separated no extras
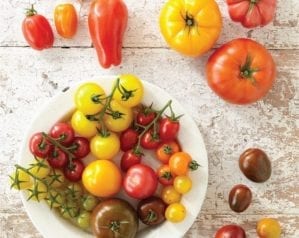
70,137,90,159
206,38,276,104
226,0,276,28
136,110,156,126
50,122,75,145
120,128,139,152
157,164,175,186
120,150,143,172
64,160,84,182
22,5,54,50
29,132,51,158
47,147,68,169
159,117,180,142
123,164,158,199
215,225,246,238
141,130,160,150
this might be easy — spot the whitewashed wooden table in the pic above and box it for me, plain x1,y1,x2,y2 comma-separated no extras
0,0,298,237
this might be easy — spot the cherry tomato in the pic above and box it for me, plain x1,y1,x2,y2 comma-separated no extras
229,184,252,213
47,147,68,169
27,181,48,201
120,149,142,172
157,164,175,186
71,110,99,138
123,164,158,199
29,132,51,158
215,225,246,238
120,128,139,152
257,218,281,238
45,169,65,188
156,141,180,164
49,122,74,145
70,137,90,159
75,83,106,115
22,5,54,50
90,132,120,160
161,186,181,204
82,160,122,197
173,176,192,194
10,169,32,190
64,159,84,182
159,117,180,142
169,152,199,176
141,130,160,150
113,74,144,108
103,100,133,132
136,107,156,126
28,158,50,179
165,203,186,223
54,3,78,39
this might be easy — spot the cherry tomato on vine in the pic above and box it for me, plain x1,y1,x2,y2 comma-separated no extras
141,130,160,150
113,74,144,108
215,225,246,238
28,158,50,179
71,110,99,138
157,164,175,186
165,203,186,223
120,128,139,152
50,122,74,145
136,108,156,126
120,149,142,172
29,132,51,158
47,147,68,169
156,141,180,164
70,137,90,159
173,176,192,194
64,159,84,182
257,218,281,238
10,169,32,190
161,186,181,204
169,152,199,176
159,117,180,142
27,181,48,201
90,132,120,160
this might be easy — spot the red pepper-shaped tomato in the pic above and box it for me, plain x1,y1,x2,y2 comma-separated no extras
226,0,277,28
22,5,54,50
88,0,128,68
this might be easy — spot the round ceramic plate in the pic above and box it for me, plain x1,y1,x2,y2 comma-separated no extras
19,76,208,238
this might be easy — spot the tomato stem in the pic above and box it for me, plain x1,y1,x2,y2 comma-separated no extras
25,4,37,17
240,55,259,84
14,164,45,184
145,210,157,222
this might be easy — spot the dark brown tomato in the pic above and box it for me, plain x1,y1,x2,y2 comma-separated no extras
229,184,252,213
91,198,138,238
137,196,166,226
239,148,271,182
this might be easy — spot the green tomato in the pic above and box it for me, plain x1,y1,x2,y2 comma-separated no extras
82,194,99,211
77,211,91,229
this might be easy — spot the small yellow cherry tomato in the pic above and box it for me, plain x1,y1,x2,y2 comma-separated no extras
257,218,281,238
173,176,192,194
28,158,50,179
90,132,120,160
74,83,106,115
71,110,99,138
165,203,186,223
44,169,65,188
10,169,32,190
46,190,64,208
27,181,48,201
113,74,144,108
161,185,181,204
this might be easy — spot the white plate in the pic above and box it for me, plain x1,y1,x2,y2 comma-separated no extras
19,76,208,238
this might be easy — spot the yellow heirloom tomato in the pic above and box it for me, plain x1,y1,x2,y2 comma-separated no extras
159,0,222,57
257,218,281,238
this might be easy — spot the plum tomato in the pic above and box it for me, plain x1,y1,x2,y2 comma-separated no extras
156,140,180,164
71,110,99,138
69,137,90,159
165,203,186,223
82,160,122,197
159,117,180,142
63,159,84,182
137,196,166,226
120,149,142,172
173,176,192,194
215,225,246,238
47,147,68,169
49,122,74,145
120,128,139,152
169,152,199,176
157,164,175,186
29,132,51,158
141,130,160,150
136,107,156,126
257,218,281,238
229,184,252,213
123,164,158,199
161,186,181,204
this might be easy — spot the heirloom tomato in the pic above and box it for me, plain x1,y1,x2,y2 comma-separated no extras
156,141,180,164
206,38,276,104
71,110,98,138
215,225,246,238
257,218,281,238
165,203,186,223
169,152,199,176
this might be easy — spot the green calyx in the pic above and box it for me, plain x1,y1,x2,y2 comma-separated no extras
25,4,37,17
239,56,259,84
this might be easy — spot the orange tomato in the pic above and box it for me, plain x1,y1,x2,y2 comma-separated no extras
54,3,78,39
157,164,175,186
257,218,281,238
156,141,180,164
82,160,122,197
169,152,199,176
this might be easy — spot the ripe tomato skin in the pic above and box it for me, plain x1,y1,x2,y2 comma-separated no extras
123,164,158,199
70,137,90,159
47,147,68,169
54,3,78,38
206,38,276,104
173,176,192,194
257,218,281,238
120,150,142,172
49,122,74,145
120,128,139,152
159,118,180,142
215,225,246,238
157,164,175,186
22,6,54,50
64,159,85,182
156,141,180,164
141,131,160,150
136,110,156,126
169,152,193,176
29,132,51,158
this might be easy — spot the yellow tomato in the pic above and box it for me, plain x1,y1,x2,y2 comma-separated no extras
45,169,65,188
160,0,222,57
82,160,122,197
257,218,281,238
173,176,192,194
10,169,32,190
103,100,133,132
27,181,48,201
113,74,144,108
46,190,64,208
165,203,186,223
161,185,181,204
28,158,50,179
71,110,99,138
90,132,120,160
74,83,106,115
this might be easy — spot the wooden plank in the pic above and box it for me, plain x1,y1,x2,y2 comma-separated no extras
0,0,298,49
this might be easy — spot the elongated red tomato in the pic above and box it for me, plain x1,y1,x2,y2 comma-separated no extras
227,0,276,28
206,38,276,104
22,5,54,50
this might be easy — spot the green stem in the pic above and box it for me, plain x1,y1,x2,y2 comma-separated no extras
25,4,37,17
15,164,45,184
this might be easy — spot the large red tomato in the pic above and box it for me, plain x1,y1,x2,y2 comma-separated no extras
206,38,276,104
226,0,277,28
